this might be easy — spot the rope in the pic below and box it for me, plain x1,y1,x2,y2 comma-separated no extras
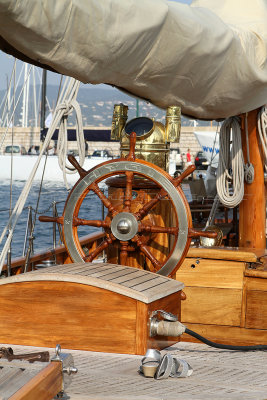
0,77,83,274
205,194,220,228
244,113,255,183
216,117,244,208
56,97,85,189
258,105,267,171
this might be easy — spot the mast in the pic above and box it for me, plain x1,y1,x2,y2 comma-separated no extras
21,63,29,127
40,69,47,130
239,109,266,248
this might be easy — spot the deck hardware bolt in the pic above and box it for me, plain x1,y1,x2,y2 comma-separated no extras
55,344,61,359
63,366,78,375
52,344,78,392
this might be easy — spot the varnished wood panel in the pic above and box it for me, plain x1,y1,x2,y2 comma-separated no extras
246,290,267,329
245,276,267,291
9,362,62,400
181,287,242,326
135,302,149,355
177,258,244,289
245,268,267,279
0,281,137,354
182,322,267,346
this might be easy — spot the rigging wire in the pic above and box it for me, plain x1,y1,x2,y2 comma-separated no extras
209,121,220,165
7,59,17,277
24,152,49,273
0,77,83,274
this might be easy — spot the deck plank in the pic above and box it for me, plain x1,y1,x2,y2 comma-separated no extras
1,342,267,400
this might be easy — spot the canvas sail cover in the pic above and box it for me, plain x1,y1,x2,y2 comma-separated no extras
0,0,267,120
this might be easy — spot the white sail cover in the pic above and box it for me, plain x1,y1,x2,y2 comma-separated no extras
0,0,267,119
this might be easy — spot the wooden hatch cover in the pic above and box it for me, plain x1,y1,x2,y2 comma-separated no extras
0,263,184,354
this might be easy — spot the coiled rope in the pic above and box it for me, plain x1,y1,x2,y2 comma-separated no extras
258,105,267,171
55,79,85,188
0,77,84,273
216,117,245,208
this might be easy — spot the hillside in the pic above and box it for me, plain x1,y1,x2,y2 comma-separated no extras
0,83,210,127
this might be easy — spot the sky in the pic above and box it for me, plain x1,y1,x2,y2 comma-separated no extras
0,0,192,91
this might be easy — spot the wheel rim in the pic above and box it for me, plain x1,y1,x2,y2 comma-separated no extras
63,160,190,276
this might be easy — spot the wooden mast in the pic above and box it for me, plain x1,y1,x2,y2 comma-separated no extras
239,109,266,248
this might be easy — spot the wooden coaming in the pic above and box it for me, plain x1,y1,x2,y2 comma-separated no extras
9,362,62,400
187,246,267,263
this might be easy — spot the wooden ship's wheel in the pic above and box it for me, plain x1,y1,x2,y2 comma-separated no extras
40,133,215,277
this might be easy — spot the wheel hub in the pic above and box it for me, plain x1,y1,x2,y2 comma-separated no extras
117,219,131,234
111,212,139,241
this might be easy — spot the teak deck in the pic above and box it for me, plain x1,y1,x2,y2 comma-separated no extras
2,342,267,400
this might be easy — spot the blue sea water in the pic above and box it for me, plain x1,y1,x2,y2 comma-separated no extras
0,181,104,259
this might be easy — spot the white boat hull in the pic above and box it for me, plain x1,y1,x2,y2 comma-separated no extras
0,155,112,184
0,154,177,183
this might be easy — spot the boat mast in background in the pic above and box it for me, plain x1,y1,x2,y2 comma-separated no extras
40,69,47,130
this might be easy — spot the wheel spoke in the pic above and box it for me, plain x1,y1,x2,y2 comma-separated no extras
139,224,178,235
170,164,195,186
89,182,118,217
132,235,161,271
120,241,129,265
134,164,196,221
84,234,115,262
124,171,134,212
73,217,110,228
39,215,64,224
134,195,161,221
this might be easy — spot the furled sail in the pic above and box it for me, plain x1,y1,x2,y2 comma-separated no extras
0,0,267,119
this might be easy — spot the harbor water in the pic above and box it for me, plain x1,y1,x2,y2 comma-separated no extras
0,181,105,259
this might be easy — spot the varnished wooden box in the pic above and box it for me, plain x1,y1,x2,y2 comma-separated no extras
177,246,267,345
0,263,183,355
